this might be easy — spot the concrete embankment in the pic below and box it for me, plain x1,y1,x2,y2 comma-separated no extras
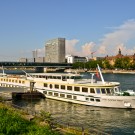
65,69,135,74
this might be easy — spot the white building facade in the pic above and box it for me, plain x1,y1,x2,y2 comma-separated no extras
66,55,88,63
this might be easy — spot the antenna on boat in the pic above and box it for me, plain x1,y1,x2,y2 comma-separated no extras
97,64,105,84
90,73,95,84
2,65,6,76
22,70,34,80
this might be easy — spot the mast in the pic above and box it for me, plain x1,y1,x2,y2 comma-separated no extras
97,64,105,84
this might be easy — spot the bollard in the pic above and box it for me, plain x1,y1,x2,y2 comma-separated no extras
82,126,84,135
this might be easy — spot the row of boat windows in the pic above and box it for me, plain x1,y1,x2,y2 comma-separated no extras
44,83,117,94
43,91,77,99
31,75,82,80
43,91,101,102
0,78,25,84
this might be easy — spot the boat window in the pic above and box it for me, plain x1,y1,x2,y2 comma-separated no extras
61,85,65,90
67,86,72,90
54,93,58,96
48,92,52,95
110,88,114,94
73,96,77,99
43,91,47,94
90,98,94,101
71,76,74,79
115,87,119,92
22,81,25,84
57,76,61,79
15,80,18,83
67,95,72,99
86,98,89,101
62,76,66,81
74,86,80,91
12,80,14,83
38,75,41,78
60,93,65,97
53,76,57,79
19,80,21,83
82,87,88,93
106,88,111,94
101,88,106,94
50,84,53,89
75,76,82,79
96,99,100,102
90,88,95,93
55,84,59,89
49,76,52,79
96,88,101,94
44,83,47,87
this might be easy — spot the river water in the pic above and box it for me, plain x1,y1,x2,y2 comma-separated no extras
0,71,135,135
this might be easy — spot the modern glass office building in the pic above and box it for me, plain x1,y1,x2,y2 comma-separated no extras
45,38,65,63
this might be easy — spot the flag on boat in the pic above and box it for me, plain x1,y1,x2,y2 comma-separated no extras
96,68,100,78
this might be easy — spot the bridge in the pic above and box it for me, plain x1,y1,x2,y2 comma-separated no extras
0,62,72,72
0,61,72,67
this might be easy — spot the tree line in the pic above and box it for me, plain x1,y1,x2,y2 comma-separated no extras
72,57,135,70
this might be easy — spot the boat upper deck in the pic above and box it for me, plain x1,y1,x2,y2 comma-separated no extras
25,73,120,87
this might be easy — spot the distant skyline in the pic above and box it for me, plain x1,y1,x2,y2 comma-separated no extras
1,0,135,61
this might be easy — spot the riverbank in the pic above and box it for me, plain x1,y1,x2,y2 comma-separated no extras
0,102,59,135
65,69,135,74
0,101,93,135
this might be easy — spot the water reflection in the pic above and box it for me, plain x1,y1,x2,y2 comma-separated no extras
13,98,135,135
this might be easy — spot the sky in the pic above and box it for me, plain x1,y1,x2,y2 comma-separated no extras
1,0,135,61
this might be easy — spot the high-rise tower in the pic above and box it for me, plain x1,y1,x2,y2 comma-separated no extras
45,38,65,63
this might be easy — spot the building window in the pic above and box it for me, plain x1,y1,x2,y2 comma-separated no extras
90,88,95,93
61,85,65,90
44,83,47,87
82,87,88,93
55,84,59,89
67,86,72,90
74,86,80,91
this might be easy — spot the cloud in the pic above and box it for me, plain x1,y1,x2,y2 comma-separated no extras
98,19,135,55
66,19,135,57
81,42,96,56
66,39,80,55
66,39,96,57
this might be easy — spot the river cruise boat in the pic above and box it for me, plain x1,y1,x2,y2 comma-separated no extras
0,65,135,109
